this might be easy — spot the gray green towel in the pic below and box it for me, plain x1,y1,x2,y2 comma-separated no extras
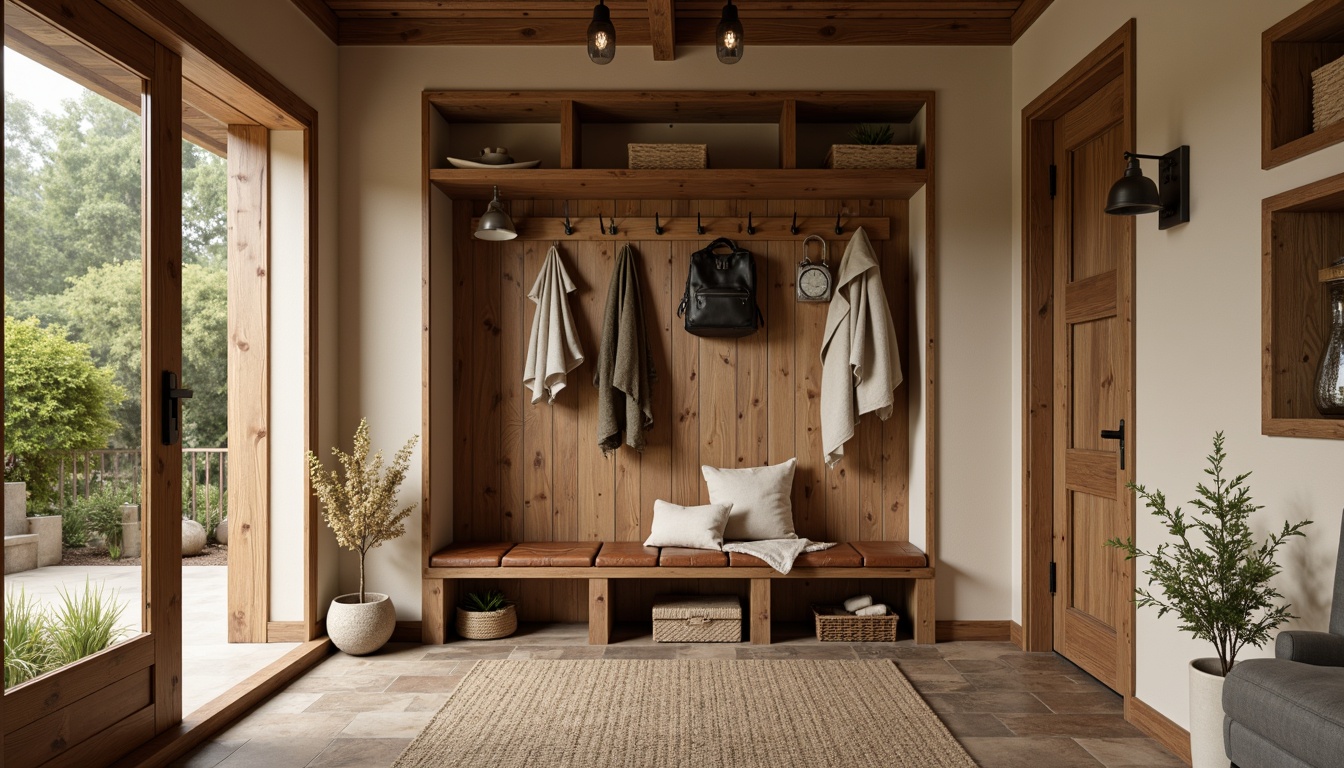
595,244,655,454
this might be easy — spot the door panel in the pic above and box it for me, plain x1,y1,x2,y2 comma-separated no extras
1052,78,1132,693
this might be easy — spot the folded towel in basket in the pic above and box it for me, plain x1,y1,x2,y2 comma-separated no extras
856,604,888,617
843,595,873,613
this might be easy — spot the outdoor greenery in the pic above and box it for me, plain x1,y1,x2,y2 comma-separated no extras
308,419,419,604
4,87,228,508
3,315,123,510
462,590,511,613
60,501,90,549
1107,432,1313,676
3,582,128,689
78,485,134,560
187,482,227,543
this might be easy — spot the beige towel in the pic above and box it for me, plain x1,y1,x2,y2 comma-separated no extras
820,227,903,467
595,244,655,454
855,604,888,617
524,246,585,404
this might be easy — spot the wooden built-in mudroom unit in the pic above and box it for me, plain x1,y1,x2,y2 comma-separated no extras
418,90,941,645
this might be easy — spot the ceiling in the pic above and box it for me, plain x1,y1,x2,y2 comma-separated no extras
290,0,1054,55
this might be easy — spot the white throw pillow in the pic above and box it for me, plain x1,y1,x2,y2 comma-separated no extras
702,458,798,541
643,500,732,550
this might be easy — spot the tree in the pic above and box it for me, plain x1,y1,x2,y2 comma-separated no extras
3,316,124,509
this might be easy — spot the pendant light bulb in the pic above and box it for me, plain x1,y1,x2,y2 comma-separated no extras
716,0,744,64
587,0,616,65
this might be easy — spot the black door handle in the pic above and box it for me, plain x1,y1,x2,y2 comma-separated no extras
1100,419,1125,470
162,371,194,446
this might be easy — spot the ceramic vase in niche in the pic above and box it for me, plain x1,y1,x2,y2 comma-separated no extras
1317,280,1344,416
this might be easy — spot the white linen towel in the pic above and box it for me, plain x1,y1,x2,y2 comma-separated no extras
523,245,585,404
843,595,873,613
856,603,888,617
721,539,835,575
820,227,903,467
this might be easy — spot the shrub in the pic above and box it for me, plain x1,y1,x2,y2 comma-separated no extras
3,586,54,689
46,579,129,668
60,502,90,548
67,484,134,559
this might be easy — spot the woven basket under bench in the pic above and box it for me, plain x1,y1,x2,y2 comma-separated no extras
813,605,899,642
652,595,741,642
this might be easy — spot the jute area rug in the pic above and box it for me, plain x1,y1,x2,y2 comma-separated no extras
393,659,976,768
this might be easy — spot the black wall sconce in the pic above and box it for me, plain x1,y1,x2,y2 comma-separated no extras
716,0,744,64
587,0,616,65
1104,146,1190,230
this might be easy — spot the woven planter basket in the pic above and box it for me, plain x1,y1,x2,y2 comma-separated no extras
813,605,899,642
652,595,741,642
826,144,918,170
629,143,708,170
456,605,518,640
1314,55,1344,131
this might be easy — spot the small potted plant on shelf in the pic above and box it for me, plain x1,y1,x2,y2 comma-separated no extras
308,418,419,656
825,123,917,170
1107,432,1311,768
457,589,517,640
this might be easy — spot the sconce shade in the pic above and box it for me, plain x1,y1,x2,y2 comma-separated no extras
716,0,744,64
474,186,517,241
588,0,616,65
1105,157,1162,215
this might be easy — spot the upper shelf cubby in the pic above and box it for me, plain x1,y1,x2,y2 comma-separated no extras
424,90,933,198
1263,0,1344,168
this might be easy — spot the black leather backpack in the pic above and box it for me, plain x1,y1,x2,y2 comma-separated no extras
677,237,764,338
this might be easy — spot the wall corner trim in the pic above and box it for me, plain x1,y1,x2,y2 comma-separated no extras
1126,696,1192,765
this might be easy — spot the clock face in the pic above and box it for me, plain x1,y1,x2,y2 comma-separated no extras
799,265,831,299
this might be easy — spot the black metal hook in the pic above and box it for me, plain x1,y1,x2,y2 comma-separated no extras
746,212,755,235
790,212,799,235
608,213,617,236
654,212,664,235
563,201,573,235
598,212,606,235
697,212,704,235
834,212,843,236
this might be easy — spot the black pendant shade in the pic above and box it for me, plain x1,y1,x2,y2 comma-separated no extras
1104,157,1162,215
1104,146,1190,230
716,0,744,64
587,0,616,65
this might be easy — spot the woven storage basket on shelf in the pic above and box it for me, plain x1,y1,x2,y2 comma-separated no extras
813,605,899,642
456,605,517,640
628,143,708,170
1313,55,1344,131
825,144,918,170
652,595,741,642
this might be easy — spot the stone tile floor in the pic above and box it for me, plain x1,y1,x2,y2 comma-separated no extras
174,623,1185,768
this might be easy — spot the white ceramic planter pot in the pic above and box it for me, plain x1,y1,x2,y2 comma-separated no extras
1190,657,1230,768
327,593,396,656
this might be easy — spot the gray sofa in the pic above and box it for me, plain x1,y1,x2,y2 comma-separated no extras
1223,513,1344,768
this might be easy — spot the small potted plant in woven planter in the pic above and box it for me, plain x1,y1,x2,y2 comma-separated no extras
826,123,917,170
308,418,419,656
457,590,517,640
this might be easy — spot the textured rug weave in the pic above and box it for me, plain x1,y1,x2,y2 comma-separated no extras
393,659,975,768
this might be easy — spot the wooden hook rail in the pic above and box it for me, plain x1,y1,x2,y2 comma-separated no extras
468,216,893,241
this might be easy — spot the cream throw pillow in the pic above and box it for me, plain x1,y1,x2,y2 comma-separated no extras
702,458,798,541
643,500,732,550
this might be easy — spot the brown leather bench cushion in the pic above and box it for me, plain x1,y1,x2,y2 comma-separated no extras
428,542,516,567
501,542,601,567
659,547,728,567
728,542,863,568
851,541,927,567
596,542,661,567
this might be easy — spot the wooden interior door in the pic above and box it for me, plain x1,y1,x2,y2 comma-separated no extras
1050,76,1134,693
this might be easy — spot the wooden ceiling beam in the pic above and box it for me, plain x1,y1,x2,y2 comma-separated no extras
289,0,340,43
322,1,1020,13
649,0,675,60
1009,0,1053,42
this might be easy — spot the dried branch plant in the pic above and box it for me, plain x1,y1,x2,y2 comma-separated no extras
307,418,419,603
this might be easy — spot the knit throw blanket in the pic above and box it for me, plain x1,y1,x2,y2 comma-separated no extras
722,539,835,574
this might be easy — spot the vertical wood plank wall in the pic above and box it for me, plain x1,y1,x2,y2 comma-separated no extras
450,197,914,621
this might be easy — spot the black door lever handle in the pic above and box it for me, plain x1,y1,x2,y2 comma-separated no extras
1100,419,1125,471
162,371,194,446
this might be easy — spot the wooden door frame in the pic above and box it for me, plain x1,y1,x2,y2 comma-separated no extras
1020,19,1137,697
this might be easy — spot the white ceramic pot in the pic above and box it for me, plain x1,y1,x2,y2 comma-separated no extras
1189,657,1230,768
327,593,396,656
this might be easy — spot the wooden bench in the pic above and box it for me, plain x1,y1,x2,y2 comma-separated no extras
423,541,935,646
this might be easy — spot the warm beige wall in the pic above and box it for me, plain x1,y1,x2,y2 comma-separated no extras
1012,0,1344,728
176,0,343,616
337,45,1015,620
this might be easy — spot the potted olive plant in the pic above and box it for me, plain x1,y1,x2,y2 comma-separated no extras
308,418,418,655
1107,433,1311,768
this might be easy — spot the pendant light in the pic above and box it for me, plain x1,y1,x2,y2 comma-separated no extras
474,186,517,241
716,0,744,64
587,0,616,65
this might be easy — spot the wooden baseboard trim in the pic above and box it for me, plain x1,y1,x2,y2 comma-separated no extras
935,620,1011,642
266,621,307,642
1126,696,1191,765
111,638,332,768
391,621,423,643
1009,620,1023,649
